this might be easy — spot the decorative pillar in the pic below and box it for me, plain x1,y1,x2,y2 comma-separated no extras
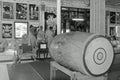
90,0,105,35
41,3,45,31
57,0,61,35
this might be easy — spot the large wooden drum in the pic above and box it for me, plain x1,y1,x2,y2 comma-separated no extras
49,32,114,76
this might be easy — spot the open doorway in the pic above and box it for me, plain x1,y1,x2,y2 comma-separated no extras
61,7,90,33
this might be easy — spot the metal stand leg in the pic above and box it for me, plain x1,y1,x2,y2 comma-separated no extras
0,64,9,80
50,63,57,80
70,72,77,80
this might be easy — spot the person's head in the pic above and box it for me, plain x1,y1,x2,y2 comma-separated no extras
30,25,33,29
22,34,27,40
49,26,53,30
37,26,43,32
40,26,43,30
29,25,35,34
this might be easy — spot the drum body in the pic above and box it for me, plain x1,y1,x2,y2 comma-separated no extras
49,32,114,76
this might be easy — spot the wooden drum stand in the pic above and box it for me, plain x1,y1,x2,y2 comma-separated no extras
50,61,108,80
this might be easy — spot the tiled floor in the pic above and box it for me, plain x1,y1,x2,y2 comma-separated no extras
1,49,120,80
7,59,69,80
8,62,43,80
0,49,54,80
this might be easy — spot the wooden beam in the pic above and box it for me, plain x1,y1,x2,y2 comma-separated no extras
57,0,61,35
90,0,105,35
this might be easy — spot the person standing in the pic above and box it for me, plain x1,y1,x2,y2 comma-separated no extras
27,25,37,54
45,27,54,48
36,26,45,44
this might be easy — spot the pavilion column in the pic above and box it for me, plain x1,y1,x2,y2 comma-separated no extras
41,3,45,31
57,0,61,35
90,0,105,35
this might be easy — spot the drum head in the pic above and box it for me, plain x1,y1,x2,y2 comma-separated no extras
84,36,114,76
